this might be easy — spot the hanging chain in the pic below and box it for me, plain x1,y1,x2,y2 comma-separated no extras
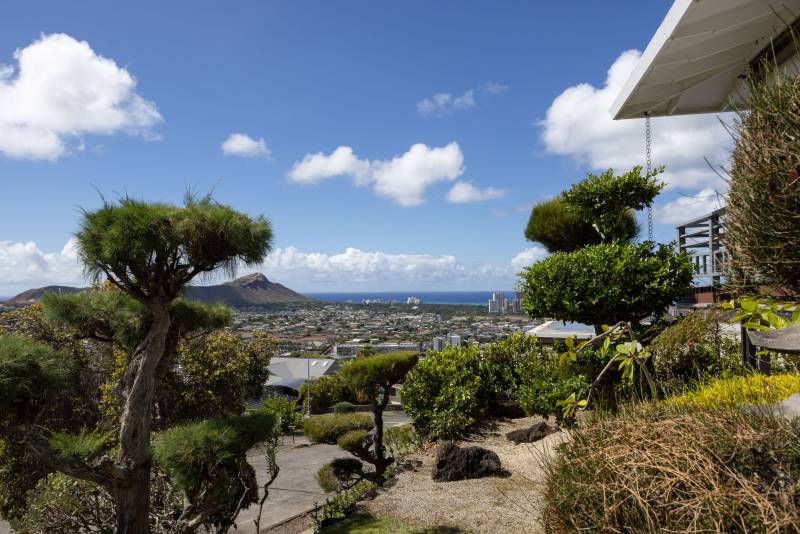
645,113,654,241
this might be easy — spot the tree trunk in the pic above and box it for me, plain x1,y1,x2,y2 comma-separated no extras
115,303,172,533
372,391,390,478
112,462,151,534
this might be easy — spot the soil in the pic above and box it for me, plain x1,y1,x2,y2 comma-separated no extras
357,416,568,534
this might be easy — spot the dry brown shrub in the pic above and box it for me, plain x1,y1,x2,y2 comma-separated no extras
727,66,800,297
543,403,800,533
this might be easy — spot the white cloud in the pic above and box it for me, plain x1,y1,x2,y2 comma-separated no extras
485,82,510,95
0,239,84,292
244,245,538,288
511,247,549,269
221,133,271,158
656,188,727,225
417,90,475,116
540,49,732,190
262,246,475,284
288,142,466,207
288,146,370,185
446,181,506,203
0,33,162,161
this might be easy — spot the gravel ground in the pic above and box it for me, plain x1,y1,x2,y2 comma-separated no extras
358,417,569,534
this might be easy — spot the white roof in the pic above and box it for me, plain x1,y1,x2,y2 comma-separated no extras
612,0,800,119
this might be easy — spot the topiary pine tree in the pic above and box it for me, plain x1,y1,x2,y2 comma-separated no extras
304,352,418,490
520,167,692,332
525,195,638,253
1,194,272,533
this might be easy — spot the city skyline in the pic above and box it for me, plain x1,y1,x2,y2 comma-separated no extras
0,1,730,295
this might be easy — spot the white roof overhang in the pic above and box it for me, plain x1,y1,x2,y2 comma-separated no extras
612,0,800,119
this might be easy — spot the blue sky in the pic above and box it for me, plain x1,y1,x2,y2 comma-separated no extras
0,1,731,295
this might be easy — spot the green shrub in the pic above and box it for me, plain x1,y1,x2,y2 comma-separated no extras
12,469,182,534
333,401,358,414
403,335,559,437
543,402,800,532
152,411,276,531
402,345,483,438
519,375,588,423
520,242,693,328
261,395,302,434
0,334,74,420
384,424,420,458
303,413,373,444
300,374,359,412
316,457,366,493
525,196,606,253
480,334,550,400
650,310,742,390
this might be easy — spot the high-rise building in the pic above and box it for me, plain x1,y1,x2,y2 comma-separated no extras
432,336,445,351
446,333,461,347
489,291,508,314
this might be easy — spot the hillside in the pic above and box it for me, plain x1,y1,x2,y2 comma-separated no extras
6,285,86,304
185,273,313,305
4,274,312,307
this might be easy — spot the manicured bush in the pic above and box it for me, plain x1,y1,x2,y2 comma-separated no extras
303,413,373,445
520,242,693,328
542,401,800,532
152,410,276,531
562,166,662,240
650,310,742,390
525,196,608,253
333,401,358,414
670,373,800,410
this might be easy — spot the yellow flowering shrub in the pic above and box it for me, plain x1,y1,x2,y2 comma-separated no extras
670,373,800,410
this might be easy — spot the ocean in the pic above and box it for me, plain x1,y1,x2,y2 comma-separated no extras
304,291,517,306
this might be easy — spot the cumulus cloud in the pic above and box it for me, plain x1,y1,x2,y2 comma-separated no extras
221,133,271,158
240,245,536,288
446,181,506,203
540,49,732,190
0,33,161,160
511,247,549,269
288,142,466,207
417,90,476,116
0,239,84,292
657,188,727,225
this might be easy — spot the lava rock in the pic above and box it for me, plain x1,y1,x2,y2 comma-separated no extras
432,442,503,482
505,421,560,444
489,400,526,418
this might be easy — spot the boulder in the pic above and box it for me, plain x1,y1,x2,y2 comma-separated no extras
432,442,503,482
489,400,526,418
505,421,560,444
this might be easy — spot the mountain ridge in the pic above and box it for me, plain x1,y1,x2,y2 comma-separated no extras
4,273,312,306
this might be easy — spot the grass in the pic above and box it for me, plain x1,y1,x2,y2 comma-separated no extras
321,513,462,533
